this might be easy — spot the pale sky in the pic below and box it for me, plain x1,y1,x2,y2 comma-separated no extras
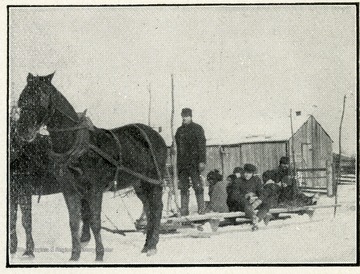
9,5,357,155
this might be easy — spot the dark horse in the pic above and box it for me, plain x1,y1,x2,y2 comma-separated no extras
16,73,167,261
9,121,59,257
9,120,92,258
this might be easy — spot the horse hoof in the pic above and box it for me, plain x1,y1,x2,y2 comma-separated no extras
69,255,80,261
95,257,103,262
141,246,148,253
146,248,157,256
22,251,35,258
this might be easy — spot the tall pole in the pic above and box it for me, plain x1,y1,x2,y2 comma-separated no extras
290,109,297,191
170,74,179,211
334,95,346,217
148,83,151,126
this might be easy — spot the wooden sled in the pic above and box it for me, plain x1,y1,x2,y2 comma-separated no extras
160,204,341,232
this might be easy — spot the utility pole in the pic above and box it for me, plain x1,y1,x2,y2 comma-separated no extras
334,95,346,217
290,109,298,192
170,74,179,212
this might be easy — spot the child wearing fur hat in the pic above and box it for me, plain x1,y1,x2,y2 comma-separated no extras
226,164,262,228
206,169,229,213
233,166,244,179
252,170,282,229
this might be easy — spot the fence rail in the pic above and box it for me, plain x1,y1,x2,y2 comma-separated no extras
339,174,356,185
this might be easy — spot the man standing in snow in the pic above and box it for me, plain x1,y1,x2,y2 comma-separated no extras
175,108,206,216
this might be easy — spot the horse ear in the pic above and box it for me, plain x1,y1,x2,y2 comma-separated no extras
27,73,34,83
44,72,55,83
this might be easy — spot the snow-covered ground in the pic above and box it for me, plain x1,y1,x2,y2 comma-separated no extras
9,184,357,265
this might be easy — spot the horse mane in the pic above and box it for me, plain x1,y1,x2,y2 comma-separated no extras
50,86,79,123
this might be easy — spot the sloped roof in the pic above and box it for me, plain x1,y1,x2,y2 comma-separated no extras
206,115,332,146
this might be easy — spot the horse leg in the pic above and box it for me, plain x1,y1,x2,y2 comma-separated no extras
145,184,163,256
134,182,151,253
63,191,82,261
80,199,91,243
88,192,104,261
9,195,18,255
19,194,34,257
135,182,163,256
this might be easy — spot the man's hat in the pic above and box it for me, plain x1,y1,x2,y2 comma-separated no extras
244,163,257,173
279,156,290,165
181,108,192,117
233,167,243,174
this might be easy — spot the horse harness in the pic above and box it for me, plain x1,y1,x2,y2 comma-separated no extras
47,113,164,195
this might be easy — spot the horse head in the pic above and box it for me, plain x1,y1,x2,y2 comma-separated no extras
17,73,78,142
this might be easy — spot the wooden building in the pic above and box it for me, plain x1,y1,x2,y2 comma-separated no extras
202,115,334,195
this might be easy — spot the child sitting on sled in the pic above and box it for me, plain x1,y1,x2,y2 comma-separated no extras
206,169,229,213
252,170,282,230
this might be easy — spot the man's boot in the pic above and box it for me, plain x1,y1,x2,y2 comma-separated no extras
195,191,205,215
180,190,190,216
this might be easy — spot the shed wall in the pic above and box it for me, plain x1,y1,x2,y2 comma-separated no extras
290,115,333,191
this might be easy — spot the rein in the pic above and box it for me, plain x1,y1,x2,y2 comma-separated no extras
47,125,89,132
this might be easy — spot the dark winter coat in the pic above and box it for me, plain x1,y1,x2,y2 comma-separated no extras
175,121,206,170
273,166,296,186
259,179,281,208
227,175,262,203
207,180,229,213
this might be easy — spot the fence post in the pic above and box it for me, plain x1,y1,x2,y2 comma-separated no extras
332,162,336,195
326,160,333,197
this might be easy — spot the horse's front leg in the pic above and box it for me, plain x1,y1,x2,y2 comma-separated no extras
88,191,104,261
80,199,91,243
19,194,34,257
63,190,82,261
9,195,19,255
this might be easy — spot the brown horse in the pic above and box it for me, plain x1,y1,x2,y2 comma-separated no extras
9,121,92,258
16,73,167,261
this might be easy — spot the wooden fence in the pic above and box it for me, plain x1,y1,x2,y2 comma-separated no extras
339,174,356,185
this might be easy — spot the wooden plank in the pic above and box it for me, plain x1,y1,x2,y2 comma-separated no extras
341,174,356,178
301,176,327,179
300,188,328,194
297,168,327,172
269,204,341,214
162,212,247,223
162,204,341,223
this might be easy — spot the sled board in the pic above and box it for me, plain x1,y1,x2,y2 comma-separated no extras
160,204,341,231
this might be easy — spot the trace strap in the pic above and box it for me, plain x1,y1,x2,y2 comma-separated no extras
88,144,163,186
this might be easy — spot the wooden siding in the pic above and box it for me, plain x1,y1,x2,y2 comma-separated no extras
222,146,241,177
290,115,333,191
239,142,288,176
